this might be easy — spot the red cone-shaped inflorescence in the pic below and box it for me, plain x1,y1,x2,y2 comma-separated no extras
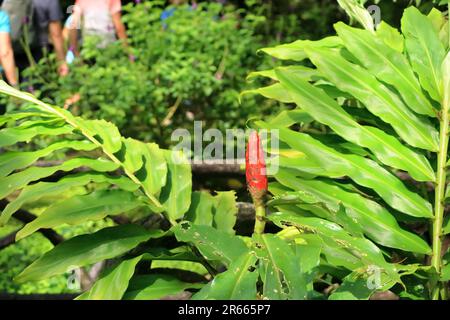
246,131,268,204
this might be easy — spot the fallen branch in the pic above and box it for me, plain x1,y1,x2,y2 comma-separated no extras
0,232,17,250
34,160,245,176
0,199,64,249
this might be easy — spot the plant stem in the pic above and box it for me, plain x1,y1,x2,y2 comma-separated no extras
254,205,266,234
0,85,164,211
431,108,449,300
162,96,182,127
190,244,217,277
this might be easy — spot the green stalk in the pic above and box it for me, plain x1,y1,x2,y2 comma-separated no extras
254,205,266,235
431,101,449,300
431,5,450,299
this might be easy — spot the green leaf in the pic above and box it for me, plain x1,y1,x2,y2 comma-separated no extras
212,191,237,235
328,269,397,300
268,109,314,128
0,173,138,226
241,84,293,103
138,142,167,196
255,234,308,300
441,264,450,281
0,158,120,200
260,125,433,219
247,65,319,82
442,52,450,111
120,138,144,174
335,22,435,117
401,6,446,102
294,236,321,274
0,82,163,210
0,80,64,116
309,236,362,271
0,140,97,177
124,275,204,300
376,21,404,52
278,226,362,271
77,119,122,155
142,246,200,263
427,8,446,34
259,36,342,61
160,150,192,222
15,225,162,283
0,107,55,124
185,191,238,234
337,0,374,31
185,192,215,226
16,190,143,240
274,172,431,254
304,47,439,151
173,222,248,267
76,256,143,300
443,215,450,235
192,252,258,300
275,68,435,182
0,121,73,148
268,212,398,276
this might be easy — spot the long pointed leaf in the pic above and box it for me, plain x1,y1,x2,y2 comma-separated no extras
335,22,436,117
305,47,439,151
275,172,431,254
401,7,446,102
0,158,119,200
15,225,163,283
76,256,143,300
0,173,138,226
16,190,143,240
259,125,433,219
275,68,435,182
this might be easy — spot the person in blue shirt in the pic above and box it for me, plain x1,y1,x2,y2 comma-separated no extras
160,0,197,29
0,10,18,87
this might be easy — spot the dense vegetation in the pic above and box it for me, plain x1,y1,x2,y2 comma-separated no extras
1,0,450,300
21,1,275,146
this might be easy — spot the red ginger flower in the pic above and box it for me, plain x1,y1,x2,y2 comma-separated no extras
246,131,268,205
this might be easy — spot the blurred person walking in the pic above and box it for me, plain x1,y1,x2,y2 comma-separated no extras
69,0,128,53
1,0,68,77
0,9,18,87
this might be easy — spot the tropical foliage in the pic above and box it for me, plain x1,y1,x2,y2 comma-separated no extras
0,83,312,300
2,0,450,301
246,2,450,299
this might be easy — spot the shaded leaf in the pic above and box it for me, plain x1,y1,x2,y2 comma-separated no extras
255,234,308,300
160,150,192,222
304,47,439,151
124,274,203,300
173,222,248,267
15,225,163,283
402,7,446,102
0,173,138,226
192,252,258,300
275,68,435,181
0,158,120,200
274,171,431,254
336,22,435,117
16,190,143,240
76,256,143,300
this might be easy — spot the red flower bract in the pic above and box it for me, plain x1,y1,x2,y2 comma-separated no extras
246,131,268,199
